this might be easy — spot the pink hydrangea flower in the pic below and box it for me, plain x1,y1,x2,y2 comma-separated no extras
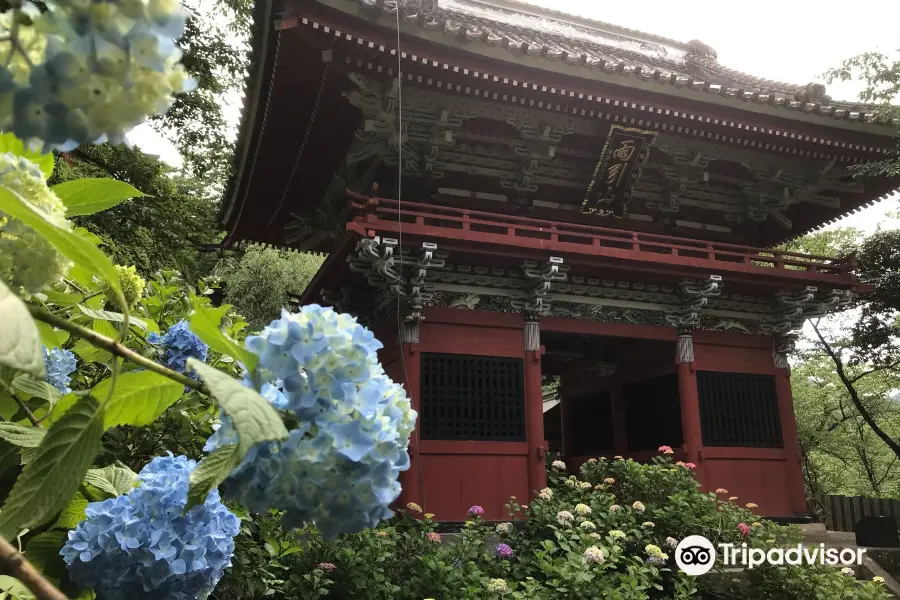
426,532,441,543
468,505,485,517
495,543,514,558
737,523,751,537
317,562,337,572
658,445,674,454
685,462,696,469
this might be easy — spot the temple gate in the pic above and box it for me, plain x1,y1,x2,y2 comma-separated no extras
222,0,900,521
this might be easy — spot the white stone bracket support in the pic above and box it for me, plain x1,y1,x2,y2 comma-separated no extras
675,326,695,365
773,334,797,370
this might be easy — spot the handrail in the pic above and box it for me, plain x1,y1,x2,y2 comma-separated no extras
346,191,852,265
347,192,855,279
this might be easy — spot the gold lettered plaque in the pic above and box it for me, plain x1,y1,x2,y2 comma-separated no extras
582,125,657,217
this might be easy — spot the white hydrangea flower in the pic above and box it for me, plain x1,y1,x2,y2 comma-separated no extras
574,503,592,516
538,487,553,500
584,546,605,564
551,460,566,470
556,510,574,525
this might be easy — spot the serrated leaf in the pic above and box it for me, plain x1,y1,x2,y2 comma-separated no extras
0,423,45,448
12,374,60,403
24,530,68,577
53,492,88,529
0,280,44,379
188,297,258,371
188,360,288,456
0,396,105,539
77,305,150,333
83,464,137,498
34,321,69,348
187,443,240,508
71,339,112,364
52,178,146,218
18,447,37,465
0,132,53,179
91,370,183,429
0,187,125,310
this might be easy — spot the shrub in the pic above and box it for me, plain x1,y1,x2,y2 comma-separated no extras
224,453,892,600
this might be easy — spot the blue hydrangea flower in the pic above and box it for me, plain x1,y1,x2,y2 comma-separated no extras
43,346,76,394
0,0,195,151
149,321,208,374
60,454,240,600
204,305,417,539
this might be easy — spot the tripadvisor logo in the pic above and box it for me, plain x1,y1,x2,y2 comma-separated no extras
674,535,867,576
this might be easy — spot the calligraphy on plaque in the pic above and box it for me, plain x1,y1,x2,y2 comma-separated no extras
581,125,657,217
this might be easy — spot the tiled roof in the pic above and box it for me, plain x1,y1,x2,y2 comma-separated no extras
357,0,891,125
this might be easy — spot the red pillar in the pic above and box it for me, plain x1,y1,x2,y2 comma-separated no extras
524,347,546,498
398,342,423,508
774,339,806,516
676,329,706,490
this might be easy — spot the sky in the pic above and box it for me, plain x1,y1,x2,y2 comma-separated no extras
128,0,900,232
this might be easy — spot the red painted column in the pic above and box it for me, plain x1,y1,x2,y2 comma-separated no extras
398,338,423,508
774,337,806,516
524,316,547,498
675,329,706,490
610,377,629,455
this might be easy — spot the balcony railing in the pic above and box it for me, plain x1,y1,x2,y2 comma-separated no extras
347,193,856,283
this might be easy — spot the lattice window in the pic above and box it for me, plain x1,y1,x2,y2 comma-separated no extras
697,372,783,447
420,353,526,441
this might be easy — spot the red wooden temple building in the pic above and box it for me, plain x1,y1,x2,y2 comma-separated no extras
222,0,899,522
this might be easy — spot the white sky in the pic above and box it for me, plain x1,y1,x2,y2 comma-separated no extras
128,0,900,233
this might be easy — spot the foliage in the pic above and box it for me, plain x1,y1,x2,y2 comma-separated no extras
213,246,324,330
825,52,900,179
210,456,891,600
50,145,222,279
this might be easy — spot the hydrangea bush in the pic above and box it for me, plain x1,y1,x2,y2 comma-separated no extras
205,305,417,539
61,454,240,600
236,451,893,600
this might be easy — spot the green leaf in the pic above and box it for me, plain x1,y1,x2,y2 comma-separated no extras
77,305,150,333
92,370,183,429
42,290,83,306
188,297,258,371
24,531,68,577
0,575,35,599
0,423,45,448
188,360,288,456
0,186,126,310
11,374,60,403
52,492,88,529
45,393,76,426
0,396,105,539
73,226,103,246
52,178,147,218
0,133,53,179
186,443,240,508
83,465,137,498
0,280,45,379
72,339,112,364
0,442,20,476
18,447,37,465
34,321,68,348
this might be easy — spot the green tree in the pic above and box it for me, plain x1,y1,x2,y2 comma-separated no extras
50,146,222,280
214,246,325,330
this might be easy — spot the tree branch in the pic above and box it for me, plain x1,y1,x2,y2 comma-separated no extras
28,306,208,395
812,321,900,460
848,359,900,384
0,381,41,428
0,536,67,600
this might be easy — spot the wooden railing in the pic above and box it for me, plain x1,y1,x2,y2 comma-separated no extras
809,493,900,532
348,194,856,281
